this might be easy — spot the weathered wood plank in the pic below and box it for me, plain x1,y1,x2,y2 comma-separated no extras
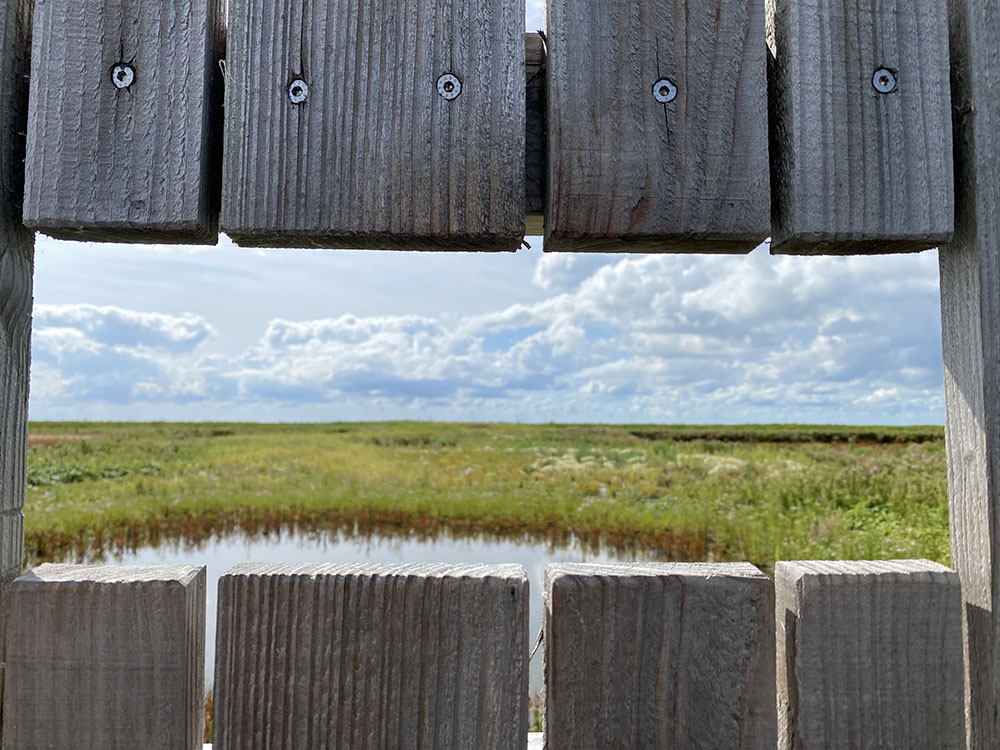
0,0,33,660
545,562,775,749
940,0,1000,743
22,0,225,243
213,562,528,750
767,0,953,255
222,0,524,251
776,560,963,749
525,32,545,237
2,564,206,750
544,0,770,253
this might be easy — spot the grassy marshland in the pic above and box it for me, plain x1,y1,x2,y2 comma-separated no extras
23,421,949,570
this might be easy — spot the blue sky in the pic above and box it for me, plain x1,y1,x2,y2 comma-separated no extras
26,1,947,426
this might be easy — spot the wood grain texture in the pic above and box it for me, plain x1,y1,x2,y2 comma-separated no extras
544,0,770,253
775,560,963,750
525,32,545,237
222,0,524,251
22,0,224,243
2,564,206,750
940,0,1000,743
767,0,953,255
0,0,33,664
213,562,528,750
544,562,775,750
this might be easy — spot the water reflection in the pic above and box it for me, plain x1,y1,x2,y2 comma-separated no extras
68,526,677,694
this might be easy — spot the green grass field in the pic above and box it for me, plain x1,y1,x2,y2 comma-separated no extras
24,421,950,571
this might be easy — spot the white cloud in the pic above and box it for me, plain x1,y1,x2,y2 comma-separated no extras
28,247,946,425
36,304,215,352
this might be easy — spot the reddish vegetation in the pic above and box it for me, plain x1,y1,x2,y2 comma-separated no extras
27,434,93,448
24,507,709,568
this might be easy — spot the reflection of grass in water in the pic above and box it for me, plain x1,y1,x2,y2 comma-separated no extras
24,421,949,572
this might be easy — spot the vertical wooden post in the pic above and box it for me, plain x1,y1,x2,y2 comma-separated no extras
775,560,964,749
21,0,225,243
2,565,206,749
766,0,953,255
544,0,770,253
544,562,775,749
213,562,528,750
222,0,524,251
0,0,33,652
941,0,1000,743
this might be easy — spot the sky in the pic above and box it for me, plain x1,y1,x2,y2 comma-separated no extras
25,1,948,426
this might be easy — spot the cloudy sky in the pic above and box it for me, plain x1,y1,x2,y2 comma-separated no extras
26,2,947,426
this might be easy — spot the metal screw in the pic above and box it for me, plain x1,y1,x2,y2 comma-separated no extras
653,78,677,103
288,79,309,104
872,68,897,94
111,63,135,90
437,73,462,101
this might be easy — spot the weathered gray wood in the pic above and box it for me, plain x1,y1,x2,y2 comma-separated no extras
525,32,545,237
222,0,524,251
775,560,963,750
213,562,528,750
940,0,1000,743
0,0,33,663
22,0,224,243
543,0,769,253
2,564,206,750
544,562,775,749
766,0,953,255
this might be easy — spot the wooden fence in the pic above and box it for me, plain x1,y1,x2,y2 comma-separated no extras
0,560,967,749
0,0,997,745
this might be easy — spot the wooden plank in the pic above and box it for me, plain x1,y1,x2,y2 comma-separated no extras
525,32,545,237
2,564,206,750
775,560,963,749
544,562,775,749
544,0,770,253
222,0,524,251
213,562,528,750
0,0,33,658
940,0,1000,743
767,0,953,255
21,0,225,243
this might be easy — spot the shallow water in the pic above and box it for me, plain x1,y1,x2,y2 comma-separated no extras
92,528,666,694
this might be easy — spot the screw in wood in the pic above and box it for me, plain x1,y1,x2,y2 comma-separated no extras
111,63,135,90
653,78,677,103
872,68,897,94
288,79,309,104
437,73,462,101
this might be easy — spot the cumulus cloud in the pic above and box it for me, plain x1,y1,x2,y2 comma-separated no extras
29,248,946,424
32,305,216,405
36,305,215,352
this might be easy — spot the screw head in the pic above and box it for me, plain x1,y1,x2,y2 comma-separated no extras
653,78,677,103
288,79,309,104
872,68,897,94
437,73,462,101
111,64,135,90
